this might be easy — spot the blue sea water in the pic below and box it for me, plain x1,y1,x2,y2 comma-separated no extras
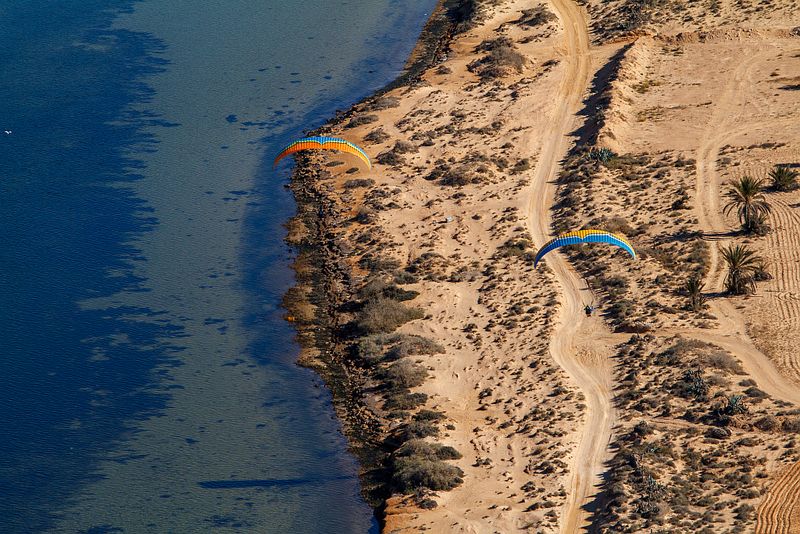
0,1,436,532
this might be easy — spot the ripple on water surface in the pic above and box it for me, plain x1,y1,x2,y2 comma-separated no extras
0,0,435,532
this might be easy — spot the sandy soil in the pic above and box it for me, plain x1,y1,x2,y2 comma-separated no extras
294,0,800,531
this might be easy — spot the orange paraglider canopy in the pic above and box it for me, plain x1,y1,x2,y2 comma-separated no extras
273,136,371,169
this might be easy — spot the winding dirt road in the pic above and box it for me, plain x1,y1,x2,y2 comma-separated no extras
526,2,619,532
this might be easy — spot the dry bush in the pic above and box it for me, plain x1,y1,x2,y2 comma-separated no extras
516,6,557,27
376,150,405,167
355,335,389,365
355,205,375,224
359,253,401,272
391,140,417,154
395,439,461,461
386,359,428,389
399,420,439,440
700,350,744,375
358,277,419,302
511,158,531,174
413,409,446,423
364,128,390,143
345,114,378,128
384,391,428,410
355,333,442,365
603,216,637,236
344,178,375,189
782,418,800,433
368,96,400,111
357,297,424,334
385,335,443,359
468,37,526,79
753,415,778,431
392,456,464,493
406,252,452,281
426,163,482,187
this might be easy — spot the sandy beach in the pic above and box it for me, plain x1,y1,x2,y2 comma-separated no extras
288,0,800,531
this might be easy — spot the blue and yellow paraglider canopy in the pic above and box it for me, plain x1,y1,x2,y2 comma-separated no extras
273,136,371,169
534,229,635,267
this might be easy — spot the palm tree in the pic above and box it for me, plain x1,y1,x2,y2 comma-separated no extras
769,165,798,192
722,175,771,234
720,243,761,295
685,275,706,311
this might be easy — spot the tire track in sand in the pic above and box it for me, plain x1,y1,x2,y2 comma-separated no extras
756,461,800,534
526,2,620,532
758,193,800,380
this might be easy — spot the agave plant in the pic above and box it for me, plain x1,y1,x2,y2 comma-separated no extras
683,369,709,399
720,243,761,295
722,175,771,234
685,275,706,312
589,147,616,163
725,394,747,415
769,165,798,192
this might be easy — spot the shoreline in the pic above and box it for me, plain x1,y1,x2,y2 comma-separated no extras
282,0,472,521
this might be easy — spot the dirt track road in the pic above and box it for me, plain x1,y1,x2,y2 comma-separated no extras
526,2,619,532
691,49,800,407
